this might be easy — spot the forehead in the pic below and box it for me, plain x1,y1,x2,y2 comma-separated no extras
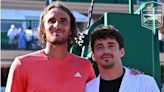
94,38,118,46
44,7,70,21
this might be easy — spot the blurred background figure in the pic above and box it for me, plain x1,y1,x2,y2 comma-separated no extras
162,32,164,52
7,24,18,49
25,26,33,50
17,27,26,50
31,27,39,50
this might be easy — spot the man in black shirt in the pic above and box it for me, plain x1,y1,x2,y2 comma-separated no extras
85,26,159,92
99,68,124,92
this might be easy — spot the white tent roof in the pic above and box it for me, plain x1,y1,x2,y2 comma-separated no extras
72,11,89,22
1,9,25,20
1,9,41,20
20,10,41,20
1,9,89,22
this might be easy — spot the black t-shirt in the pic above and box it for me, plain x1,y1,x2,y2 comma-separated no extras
99,68,125,92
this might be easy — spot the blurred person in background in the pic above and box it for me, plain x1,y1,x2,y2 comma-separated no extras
25,26,33,50
162,31,164,52
159,31,163,52
17,27,26,50
31,27,39,49
7,24,18,49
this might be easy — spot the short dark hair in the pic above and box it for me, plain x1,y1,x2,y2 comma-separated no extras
37,1,77,48
90,26,124,52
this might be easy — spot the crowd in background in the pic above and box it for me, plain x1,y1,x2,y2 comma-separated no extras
7,24,42,50
5,24,164,52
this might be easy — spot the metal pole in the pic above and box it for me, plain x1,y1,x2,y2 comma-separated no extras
129,0,134,14
80,0,95,57
46,0,52,6
87,0,95,29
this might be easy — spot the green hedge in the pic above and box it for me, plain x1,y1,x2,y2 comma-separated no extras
1,32,9,49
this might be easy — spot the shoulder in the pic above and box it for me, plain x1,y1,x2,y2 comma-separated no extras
10,50,45,71
125,68,159,88
123,68,159,91
125,68,156,81
69,54,94,73
70,54,88,60
18,50,43,58
134,74,159,91
86,77,99,88
127,68,154,81
70,53,91,65
86,77,98,86
15,50,44,63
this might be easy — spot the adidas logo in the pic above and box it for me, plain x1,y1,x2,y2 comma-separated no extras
74,72,82,78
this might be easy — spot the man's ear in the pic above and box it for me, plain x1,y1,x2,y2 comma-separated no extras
91,52,95,61
120,48,125,58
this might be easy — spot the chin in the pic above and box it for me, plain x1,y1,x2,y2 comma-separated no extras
52,39,67,44
101,62,114,69
102,65,114,69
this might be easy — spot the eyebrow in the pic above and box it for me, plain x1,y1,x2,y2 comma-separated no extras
95,41,116,47
49,18,55,20
107,42,116,45
60,18,68,21
95,43,103,48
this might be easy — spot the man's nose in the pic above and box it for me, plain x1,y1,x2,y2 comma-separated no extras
104,48,112,53
53,21,61,28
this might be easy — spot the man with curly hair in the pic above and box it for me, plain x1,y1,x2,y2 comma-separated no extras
5,2,95,92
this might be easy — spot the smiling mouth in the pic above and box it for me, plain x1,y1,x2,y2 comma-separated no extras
54,31,63,33
52,29,63,32
51,28,64,32
52,32,61,37
51,30,64,35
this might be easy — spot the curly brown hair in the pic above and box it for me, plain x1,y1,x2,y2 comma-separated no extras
37,1,77,48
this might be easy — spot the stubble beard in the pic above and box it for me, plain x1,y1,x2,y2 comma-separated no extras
47,35,68,45
101,59,114,69
51,37,68,45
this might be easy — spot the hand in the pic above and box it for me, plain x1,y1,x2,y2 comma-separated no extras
130,68,144,75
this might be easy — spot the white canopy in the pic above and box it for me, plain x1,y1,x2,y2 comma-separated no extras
1,9,89,22
1,9,25,20
1,9,41,20
72,11,89,22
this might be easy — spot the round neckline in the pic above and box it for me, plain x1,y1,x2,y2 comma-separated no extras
40,49,72,64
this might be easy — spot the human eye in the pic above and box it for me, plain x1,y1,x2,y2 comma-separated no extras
48,18,56,24
95,45,103,51
108,44,116,50
108,44,114,48
60,18,68,25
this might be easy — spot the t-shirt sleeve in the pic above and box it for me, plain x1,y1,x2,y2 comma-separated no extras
86,61,96,83
5,57,27,92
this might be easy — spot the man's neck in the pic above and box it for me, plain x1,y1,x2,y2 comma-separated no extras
99,65,124,81
44,43,68,59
